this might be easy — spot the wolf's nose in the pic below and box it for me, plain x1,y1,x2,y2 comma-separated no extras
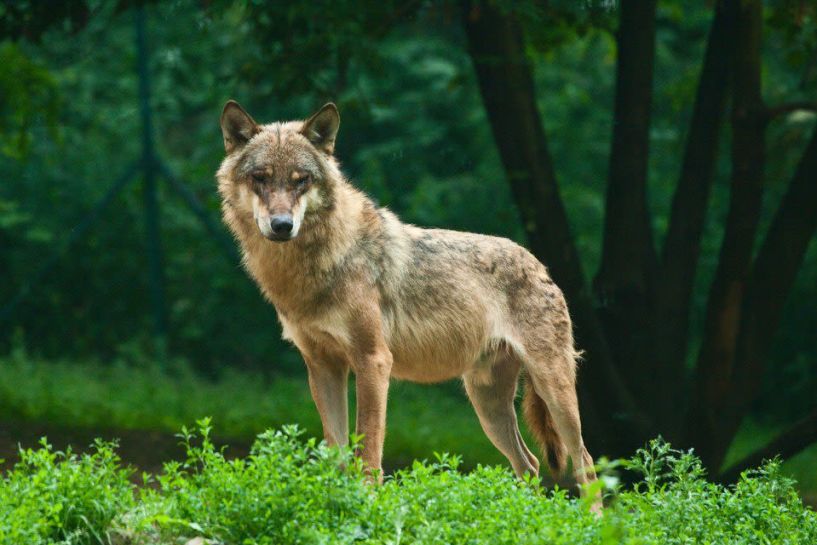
269,215,293,235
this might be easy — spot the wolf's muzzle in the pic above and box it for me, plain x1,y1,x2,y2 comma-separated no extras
265,214,294,241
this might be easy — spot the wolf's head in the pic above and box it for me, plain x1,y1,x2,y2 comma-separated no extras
218,101,340,242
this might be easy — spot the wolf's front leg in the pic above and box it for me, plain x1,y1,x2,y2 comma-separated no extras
354,349,393,480
304,356,349,447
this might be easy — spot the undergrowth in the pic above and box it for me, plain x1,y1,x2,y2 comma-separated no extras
3,353,817,493
1,421,814,545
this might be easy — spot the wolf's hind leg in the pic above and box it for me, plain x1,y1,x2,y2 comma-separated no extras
463,352,539,477
515,425,539,474
525,355,596,488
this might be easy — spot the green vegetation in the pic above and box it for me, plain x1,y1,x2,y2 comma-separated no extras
0,439,133,545
1,424,815,545
1,0,816,476
0,350,505,468
2,5,815,540
2,352,816,497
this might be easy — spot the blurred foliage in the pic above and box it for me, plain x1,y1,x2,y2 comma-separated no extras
0,348,508,469
0,42,59,158
0,0,814,420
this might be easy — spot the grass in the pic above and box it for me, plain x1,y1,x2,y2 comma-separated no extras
0,350,504,468
1,349,815,494
1,424,815,545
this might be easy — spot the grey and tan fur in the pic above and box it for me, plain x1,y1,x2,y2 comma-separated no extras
217,101,598,496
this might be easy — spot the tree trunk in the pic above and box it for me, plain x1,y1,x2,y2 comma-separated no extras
593,0,660,426
463,0,817,469
654,0,736,436
462,1,650,455
721,126,817,457
686,0,766,472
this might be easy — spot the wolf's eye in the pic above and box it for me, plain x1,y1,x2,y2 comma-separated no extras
251,172,266,182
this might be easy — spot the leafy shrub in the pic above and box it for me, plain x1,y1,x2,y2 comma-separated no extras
368,458,600,544
613,439,817,544
2,427,815,545
0,439,134,545
144,420,373,544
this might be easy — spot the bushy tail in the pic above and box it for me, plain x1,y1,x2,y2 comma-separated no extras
522,378,567,479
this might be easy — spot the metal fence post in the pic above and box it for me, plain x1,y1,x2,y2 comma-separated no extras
136,4,168,355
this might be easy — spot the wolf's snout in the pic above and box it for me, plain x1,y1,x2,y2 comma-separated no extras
269,214,294,236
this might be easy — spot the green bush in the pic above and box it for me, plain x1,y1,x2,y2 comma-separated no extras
613,440,817,544
0,439,134,545
145,421,373,544
4,423,813,545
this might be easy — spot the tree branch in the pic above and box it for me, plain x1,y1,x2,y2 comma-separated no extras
726,124,817,427
686,0,766,472
593,0,661,429
764,101,817,122
718,409,817,484
595,0,658,296
654,0,737,433
746,123,817,323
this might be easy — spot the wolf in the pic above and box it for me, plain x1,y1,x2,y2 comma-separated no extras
216,101,598,492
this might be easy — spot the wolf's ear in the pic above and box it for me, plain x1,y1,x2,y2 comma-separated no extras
301,103,339,155
220,100,260,154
